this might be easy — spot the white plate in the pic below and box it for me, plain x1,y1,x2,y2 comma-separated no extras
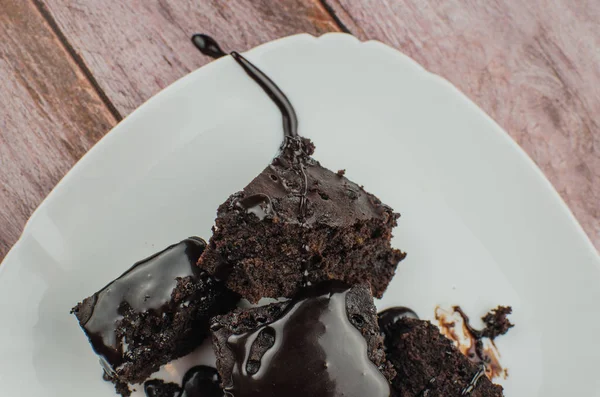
0,33,598,397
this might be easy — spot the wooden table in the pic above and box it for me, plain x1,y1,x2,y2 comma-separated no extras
1,0,598,260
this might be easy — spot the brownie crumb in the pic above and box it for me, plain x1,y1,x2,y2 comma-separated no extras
114,379,132,397
481,306,514,339
337,169,346,177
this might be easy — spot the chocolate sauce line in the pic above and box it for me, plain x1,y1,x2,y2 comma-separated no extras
191,34,298,140
229,51,298,140
452,306,488,370
191,33,309,222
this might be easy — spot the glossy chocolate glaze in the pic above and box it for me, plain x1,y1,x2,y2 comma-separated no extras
191,34,226,59
236,193,274,221
181,366,223,397
223,281,390,397
81,237,207,367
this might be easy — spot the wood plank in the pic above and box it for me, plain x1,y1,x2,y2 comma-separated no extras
323,0,600,250
0,0,117,258
37,0,341,116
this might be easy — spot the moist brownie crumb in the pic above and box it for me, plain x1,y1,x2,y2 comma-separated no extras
72,237,239,388
197,139,405,303
383,317,504,397
210,282,395,396
481,306,514,339
105,373,131,397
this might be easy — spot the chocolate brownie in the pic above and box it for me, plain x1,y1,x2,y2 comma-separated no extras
210,282,395,396
198,138,405,303
72,237,239,389
382,317,504,397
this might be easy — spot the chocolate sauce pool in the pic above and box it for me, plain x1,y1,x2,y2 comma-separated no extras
224,281,390,397
82,237,206,367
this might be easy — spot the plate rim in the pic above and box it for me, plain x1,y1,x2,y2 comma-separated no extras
1,31,599,397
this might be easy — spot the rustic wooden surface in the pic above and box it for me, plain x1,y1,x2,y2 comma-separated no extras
0,0,598,260
0,0,117,256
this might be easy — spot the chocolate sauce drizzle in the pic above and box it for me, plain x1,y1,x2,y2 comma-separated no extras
236,194,273,221
448,306,507,380
191,33,309,221
224,281,390,397
82,237,207,368
435,306,513,394
144,365,223,397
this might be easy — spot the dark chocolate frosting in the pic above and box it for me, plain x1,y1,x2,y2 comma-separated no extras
221,281,390,397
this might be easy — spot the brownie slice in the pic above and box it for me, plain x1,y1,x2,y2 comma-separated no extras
210,282,395,396
383,317,504,397
72,237,239,388
198,139,405,303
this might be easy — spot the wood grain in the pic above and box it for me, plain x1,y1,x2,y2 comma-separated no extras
0,0,117,258
324,0,600,249
37,0,340,116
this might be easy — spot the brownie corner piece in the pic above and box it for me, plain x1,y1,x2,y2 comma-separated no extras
198,153,406,303
72,237,239,386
